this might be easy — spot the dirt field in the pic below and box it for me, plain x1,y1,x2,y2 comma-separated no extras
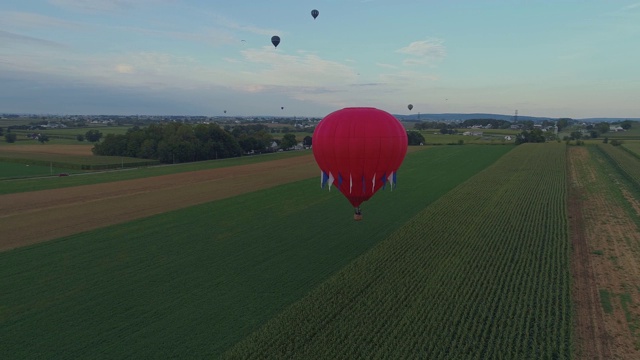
568,146,640,359
0,154,319,252
0,144,94,156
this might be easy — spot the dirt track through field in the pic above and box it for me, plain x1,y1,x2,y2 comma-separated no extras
568,146,640,360
0,154,319,252
568,147,611,359
0,144,94,156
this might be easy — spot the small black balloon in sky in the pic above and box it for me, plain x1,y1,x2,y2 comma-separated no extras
271,36,280,48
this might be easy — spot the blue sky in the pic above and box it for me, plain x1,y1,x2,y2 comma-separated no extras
1,0,639,118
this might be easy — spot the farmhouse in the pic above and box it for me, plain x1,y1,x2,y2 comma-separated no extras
463,131,483,136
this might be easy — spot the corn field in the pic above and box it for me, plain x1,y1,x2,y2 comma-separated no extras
596,143,640,190
223,143,571,359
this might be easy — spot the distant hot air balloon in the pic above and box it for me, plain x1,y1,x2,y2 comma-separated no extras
311,9,319,19
281,106,284,110
271,36,280,48
313,107,408,220
224,110,227,114
408,104,413,111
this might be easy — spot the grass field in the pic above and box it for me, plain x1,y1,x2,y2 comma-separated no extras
0,149,312,195
414,128,519,145
596,143,640,191
622,141,640,158
604,127,640,139
1,125,133,146
0,162,80,179
0,145,513,359
417,132,515,145
224,143,571,359
0,151,158,171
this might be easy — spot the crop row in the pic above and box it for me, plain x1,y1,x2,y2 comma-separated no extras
596,143,640,190
223,143,571,359
621,142,640,160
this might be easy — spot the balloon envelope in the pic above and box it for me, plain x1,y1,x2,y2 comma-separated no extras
271,35,280,48
408,104,413,111
313,107,408,208
311,9,319,19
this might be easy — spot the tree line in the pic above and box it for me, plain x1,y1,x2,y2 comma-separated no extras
91,123,313,163
93,123,247,163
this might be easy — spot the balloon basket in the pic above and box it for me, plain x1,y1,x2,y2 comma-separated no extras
354,214,363,221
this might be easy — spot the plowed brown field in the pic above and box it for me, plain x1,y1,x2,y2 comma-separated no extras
568,146,640,360
0,144,94,156
0,154,318,252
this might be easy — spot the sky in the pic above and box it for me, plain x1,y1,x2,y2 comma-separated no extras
1,0,639,118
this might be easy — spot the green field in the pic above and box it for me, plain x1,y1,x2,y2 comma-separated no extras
0,145,513,359
416,130,517,145
0,162,80,179
224,143,571,359
0,151,158,171
7,126,132,142
596,143,640,191
605,127,640,139
622,141,640,158
0,149,312,195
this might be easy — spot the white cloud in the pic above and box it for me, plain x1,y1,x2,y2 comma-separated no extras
396,39,446,66
0,11,84,30
376,63,397,69
378,70,439,84
622,2,640,11
209,14,281,37
0,30,67,48
48,0,129,13
115,64,135,74
47,0,174,13
235,48,358,88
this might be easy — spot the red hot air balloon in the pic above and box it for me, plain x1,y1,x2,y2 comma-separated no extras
313,107,408,220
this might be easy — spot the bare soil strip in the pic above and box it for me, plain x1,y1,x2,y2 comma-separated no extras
0,154,319,252
568,146,640,359
568,146,611,359
0,144,94,156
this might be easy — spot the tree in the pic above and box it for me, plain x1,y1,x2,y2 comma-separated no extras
0,127,3,136
280,133,297,149
515,128,546,144
85,129,103,142
569,131,583,140
556,118,571,131
407,131,425,145
4,133,16,143
603,137,609,144
595,122,609,135
37,134,50,144
621,120,633,130
76,134,85,142
303,135,312,147
239,137,260,153
610,139,623,146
